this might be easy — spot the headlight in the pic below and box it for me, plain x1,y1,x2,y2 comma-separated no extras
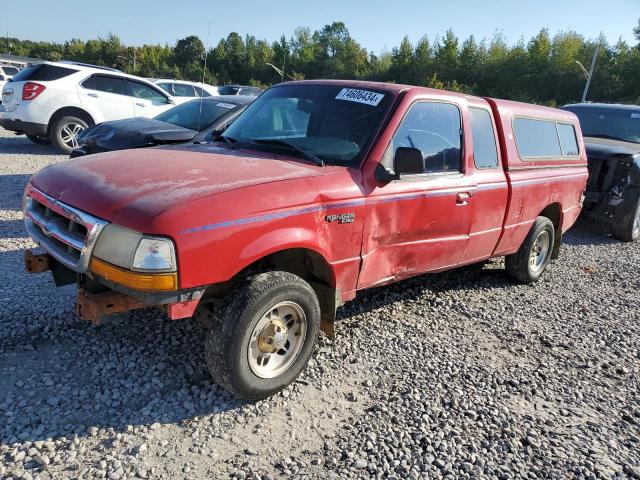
92,224,177,272
133,238,175,271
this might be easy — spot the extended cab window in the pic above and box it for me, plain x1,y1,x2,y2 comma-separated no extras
470,107,499,168
513,118,562,158
557,123,579,156
389,102,462,173
88,75,127,95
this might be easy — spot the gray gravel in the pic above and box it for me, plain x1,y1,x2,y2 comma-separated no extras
1,126,639,479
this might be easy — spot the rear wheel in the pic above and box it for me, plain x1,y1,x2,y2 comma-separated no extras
26,134,51,145
204,272,320,400
50,116,88,153
505,216,555,284
612,199,640,242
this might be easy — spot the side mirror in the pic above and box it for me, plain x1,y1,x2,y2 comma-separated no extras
375,147,425,182
394,147,424,175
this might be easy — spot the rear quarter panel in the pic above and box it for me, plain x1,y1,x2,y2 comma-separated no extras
487,99,588,256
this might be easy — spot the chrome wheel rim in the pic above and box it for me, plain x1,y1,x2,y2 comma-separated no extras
529,230,551,273
60,122,85,149
248,301,306,379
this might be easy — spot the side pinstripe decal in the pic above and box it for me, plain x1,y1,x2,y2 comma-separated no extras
179,174,584,235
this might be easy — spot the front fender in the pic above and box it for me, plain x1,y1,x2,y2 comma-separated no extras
238,227,336,283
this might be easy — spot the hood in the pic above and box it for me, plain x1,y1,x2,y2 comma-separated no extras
30,144,331,227
78,117,197,151
584,136,640,158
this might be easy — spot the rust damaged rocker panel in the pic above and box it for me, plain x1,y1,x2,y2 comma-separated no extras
24,249,199,325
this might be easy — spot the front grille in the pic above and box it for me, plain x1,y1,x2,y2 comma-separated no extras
24,186,108,272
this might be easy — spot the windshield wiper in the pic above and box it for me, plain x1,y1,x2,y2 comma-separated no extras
252,139,325,166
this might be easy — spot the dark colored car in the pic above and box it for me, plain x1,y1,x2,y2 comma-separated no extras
70,95,253,158
564,103,640,241
217,85,263,96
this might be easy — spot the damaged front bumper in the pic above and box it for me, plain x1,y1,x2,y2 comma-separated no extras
24,248,204,324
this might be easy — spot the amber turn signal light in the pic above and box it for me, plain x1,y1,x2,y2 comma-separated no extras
89,258,177,291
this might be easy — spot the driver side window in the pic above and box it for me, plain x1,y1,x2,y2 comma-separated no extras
385,102,462,173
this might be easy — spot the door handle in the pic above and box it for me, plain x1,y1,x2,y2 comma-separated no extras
456,192,473,205
135,102,146,107
87,93,98,97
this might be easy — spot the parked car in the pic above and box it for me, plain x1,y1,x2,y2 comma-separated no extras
217,84,263,96
0,65,19,102
563,103,640,241
151,79,219,98
70,95,253,158
0,64,21,78
23,80,587,399
0,61,188,153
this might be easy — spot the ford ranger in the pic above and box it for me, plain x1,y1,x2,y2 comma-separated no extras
23,80,588,399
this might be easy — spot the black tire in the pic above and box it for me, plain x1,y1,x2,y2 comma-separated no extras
505,216,555,284
49,116,89,154
26,134,51,145
204,272,320,400
612,199,640,242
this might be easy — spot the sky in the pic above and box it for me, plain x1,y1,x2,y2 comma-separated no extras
2,0,638,54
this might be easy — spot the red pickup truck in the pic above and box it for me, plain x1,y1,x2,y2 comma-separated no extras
23,80,588,399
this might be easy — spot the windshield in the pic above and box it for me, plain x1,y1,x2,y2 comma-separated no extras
154,99,239,131
222,84,393,165
567,107,640,144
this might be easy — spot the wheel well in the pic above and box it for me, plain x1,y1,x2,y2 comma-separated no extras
203,248,339,337
539,203,562,259
539,203,561,229
47,107,95,134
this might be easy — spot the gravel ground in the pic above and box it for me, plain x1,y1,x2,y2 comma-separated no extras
1,126,639,480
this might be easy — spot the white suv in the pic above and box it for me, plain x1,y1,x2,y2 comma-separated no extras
152,79,219,98
0,61,186,152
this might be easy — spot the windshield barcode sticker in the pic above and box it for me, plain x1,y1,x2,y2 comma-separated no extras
216,102,237,109
335,88,384,106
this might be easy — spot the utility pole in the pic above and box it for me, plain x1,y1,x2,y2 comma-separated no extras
281,48,286,83
576,45,600,103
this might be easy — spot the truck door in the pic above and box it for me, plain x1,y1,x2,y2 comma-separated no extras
357,100,476,288
459,106,509,263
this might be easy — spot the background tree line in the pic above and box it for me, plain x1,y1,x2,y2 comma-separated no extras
5,20,640,105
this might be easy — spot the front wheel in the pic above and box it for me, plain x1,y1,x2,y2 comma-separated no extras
505,216,555,284
50,116,88,153
612,199,640,242
204,272,320,400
